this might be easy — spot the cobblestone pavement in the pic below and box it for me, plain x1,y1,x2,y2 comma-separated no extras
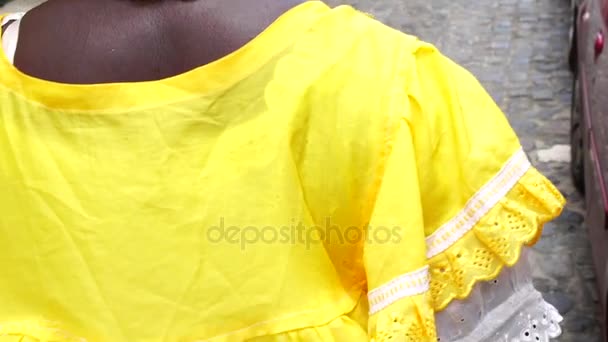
324,0,599,340
1,0,599,340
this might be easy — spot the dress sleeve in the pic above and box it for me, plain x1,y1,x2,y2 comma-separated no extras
364,116,435,341
363,40,565,341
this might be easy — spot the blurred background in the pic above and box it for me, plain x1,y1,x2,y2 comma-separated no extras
0,0,599,341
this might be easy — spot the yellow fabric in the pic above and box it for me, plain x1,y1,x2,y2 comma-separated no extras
428,167,565,312
0,2,564,342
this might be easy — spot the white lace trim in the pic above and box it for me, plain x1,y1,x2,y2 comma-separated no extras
445,284,563,342
435,249,563,342
368,266,429,315
426,148,531,258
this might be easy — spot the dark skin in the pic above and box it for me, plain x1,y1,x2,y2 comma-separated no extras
10,0,306,84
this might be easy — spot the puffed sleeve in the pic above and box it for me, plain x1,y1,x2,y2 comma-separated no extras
364,40,565,342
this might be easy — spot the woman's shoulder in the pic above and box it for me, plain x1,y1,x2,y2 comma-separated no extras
8,0,311,84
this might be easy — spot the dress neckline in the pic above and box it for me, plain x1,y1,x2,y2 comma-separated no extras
0,1,330,113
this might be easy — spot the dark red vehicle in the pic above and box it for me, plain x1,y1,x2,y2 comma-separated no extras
570,0,608,339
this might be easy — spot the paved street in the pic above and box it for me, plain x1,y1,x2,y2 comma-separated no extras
0,0,600,340
323,0,598,340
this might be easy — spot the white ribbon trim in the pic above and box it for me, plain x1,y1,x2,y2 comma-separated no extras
425,148,531,259
368,265,430,315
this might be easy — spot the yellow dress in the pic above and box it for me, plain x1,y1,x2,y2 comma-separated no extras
0,2,564,341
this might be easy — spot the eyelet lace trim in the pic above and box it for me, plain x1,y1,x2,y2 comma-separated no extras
445,284,563,342
369,292,437,342
369,160,564,341
435,250,563,341
426,148,530,259
428,164,565,311
369,149,564,315
368,266,430,314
